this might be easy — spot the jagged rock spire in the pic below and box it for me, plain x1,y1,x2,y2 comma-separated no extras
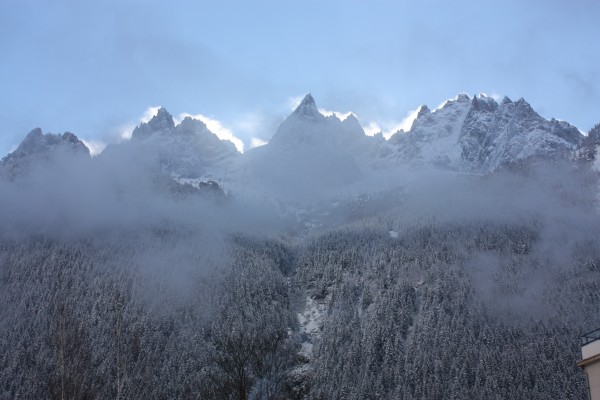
293,93,321,119
131,107,175,140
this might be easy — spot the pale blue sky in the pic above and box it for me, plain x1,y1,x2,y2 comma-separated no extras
1,0,598,155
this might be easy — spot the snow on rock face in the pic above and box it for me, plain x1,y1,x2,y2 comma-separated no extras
293,93,321,119
110,107,239,178
1,128,90,178
459,97,582,172
388,94,584,173
131,107,175,140
389,93,472,170
234,94,379,201
269,93,368,149
4,128,90,160
2,93,590,196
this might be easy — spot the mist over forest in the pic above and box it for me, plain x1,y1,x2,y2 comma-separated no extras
1,94,600,399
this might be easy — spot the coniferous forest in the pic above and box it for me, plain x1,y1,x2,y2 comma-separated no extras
2,199,599,398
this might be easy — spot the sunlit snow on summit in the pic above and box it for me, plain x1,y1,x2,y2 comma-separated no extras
81,139,106,157
175,113,245,153
366,107,421,140
318,109,355,121
117,106,162,142
250,137,268,149
141,106,162,124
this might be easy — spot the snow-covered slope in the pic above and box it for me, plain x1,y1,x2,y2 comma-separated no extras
269,93,368,150
389,94,472,170
459,96,582,172
0,128,90,179
231,94,381,201
388,94,583,173
101,107,239,178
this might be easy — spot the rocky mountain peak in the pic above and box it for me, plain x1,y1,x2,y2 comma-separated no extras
132,107,175,140
4,128,90,160
417,105,430,118
292,93,322,119
471,95,498,112
0,128,90,179
456,93,471,103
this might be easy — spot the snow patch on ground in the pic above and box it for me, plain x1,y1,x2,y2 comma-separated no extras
297,294,329,360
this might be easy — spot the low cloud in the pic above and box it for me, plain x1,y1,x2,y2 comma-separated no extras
364,107,420,139
115,106,161,142
288,95,304,111
250,137,268,149
81,139,106,156
318,108,355,121
363,122,382,137
141,106,162,123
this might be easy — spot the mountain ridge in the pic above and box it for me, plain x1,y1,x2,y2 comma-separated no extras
2,93,595,189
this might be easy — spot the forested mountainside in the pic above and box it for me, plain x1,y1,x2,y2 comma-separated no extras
2,217,599,399
1,93,599,399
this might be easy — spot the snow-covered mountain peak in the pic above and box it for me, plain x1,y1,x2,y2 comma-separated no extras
23,127,43,141
456,93,471,102
131,107,175,140
471,94,498,112
407,95,472,134
416,105,430,118
341,112,362,129
177,116,209,135
459,95,583,172
388,94,472,169
268,93,369,150
293,93,321,120
386,93,585,173
174,117,239,157
6,128,90,159
0,128,90,179
513,97,533,112
154,107,175,128
2,92,592,195
156,106,171,118
433,93,469,110
101,107,239,179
